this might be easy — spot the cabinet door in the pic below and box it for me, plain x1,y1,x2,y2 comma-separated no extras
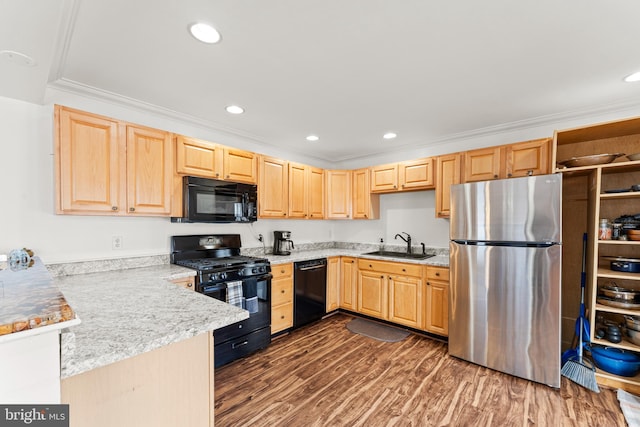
352,168,379,219
340,257,358,310
463,147,502,182
388,275,423,329
258,156,288,218
425,266,449,335
505,138,550,178
370,164,398,192
358,270,388,319
288,162,307,218
56,106,126,214
435,154,461,218
307,167,325,219
223,148,257,184
271,264,294,334
425,280,449,336
326,170,351,219
175,136,221,179
126,125,172,216
399,158,435,190
326,257,340,312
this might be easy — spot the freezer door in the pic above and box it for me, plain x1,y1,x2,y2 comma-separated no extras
450,174,562,243
448,241,561,388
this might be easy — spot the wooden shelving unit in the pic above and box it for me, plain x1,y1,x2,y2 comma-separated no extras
555,117,640,393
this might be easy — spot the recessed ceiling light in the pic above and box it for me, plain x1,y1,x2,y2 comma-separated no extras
0,50,36,67
624,71,640,83
225,105,244,114
189,23,221,44
306,135,319,142
383,132,397,140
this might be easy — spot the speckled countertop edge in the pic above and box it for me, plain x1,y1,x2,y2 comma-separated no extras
264,249,450,267
56,264,247,379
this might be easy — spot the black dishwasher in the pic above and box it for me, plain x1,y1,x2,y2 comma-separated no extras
294,258,327,328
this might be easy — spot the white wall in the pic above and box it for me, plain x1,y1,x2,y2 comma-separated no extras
4,91,640,264
331,191,449,249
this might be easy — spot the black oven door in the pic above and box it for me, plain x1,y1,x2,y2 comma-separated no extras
210,274,271,347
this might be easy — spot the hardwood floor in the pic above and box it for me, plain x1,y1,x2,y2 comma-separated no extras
214,314,626,426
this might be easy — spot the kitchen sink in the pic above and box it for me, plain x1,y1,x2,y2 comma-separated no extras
362,250,435,260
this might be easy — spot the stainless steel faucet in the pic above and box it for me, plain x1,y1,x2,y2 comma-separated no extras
394,232,412,254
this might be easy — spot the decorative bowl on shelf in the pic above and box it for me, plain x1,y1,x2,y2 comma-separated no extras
557,153,625,168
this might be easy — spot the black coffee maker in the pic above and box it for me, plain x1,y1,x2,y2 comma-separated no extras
273,231,294,255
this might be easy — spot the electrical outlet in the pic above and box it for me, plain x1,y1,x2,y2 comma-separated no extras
112,235,123,250
258,234,264,242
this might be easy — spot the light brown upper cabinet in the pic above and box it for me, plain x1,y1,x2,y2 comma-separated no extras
125,125,172,215
435,153,461,218
463,138,551,182
505,138,551,178
175,136,257,184
223,147,258,184
288,162,325,219
398,157,435,190
370,163,398,192
325,170,352,219
463,147,502,182
352,168,380,219
258,155,289,218
371,158,435,193
175,135,222,178
56,105,172,216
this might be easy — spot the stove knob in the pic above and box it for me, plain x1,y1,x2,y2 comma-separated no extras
220,272,227,280
252,268,257,274
237,270,244,276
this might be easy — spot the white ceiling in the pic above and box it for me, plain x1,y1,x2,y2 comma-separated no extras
3,0,640,162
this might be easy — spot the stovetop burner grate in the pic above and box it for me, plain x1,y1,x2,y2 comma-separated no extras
175,256,269,272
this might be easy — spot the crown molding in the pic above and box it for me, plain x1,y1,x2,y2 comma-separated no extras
336,96,640,164
46,78,640,165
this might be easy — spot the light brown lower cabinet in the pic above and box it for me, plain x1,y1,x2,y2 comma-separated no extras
170,276,195,290
353,259,448,336
357,259,424,330
61,332,214,427
271,263,294,334
339,257,358,311
424,266,449,336
326,257,340,312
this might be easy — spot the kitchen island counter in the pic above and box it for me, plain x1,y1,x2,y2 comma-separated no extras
55,264,247,379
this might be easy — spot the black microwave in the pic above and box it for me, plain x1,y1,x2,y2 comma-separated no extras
171,176,257,223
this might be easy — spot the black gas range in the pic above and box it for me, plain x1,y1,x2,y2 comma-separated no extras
171,234,272,368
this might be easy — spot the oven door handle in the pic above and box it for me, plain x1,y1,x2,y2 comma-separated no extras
232,340,249,349
202,283,226,293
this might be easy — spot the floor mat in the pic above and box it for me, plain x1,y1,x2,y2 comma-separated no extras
346,317,410,342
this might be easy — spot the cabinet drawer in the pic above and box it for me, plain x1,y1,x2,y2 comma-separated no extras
426,266,449,281
358,259,422,277
170,276,195,290
272,279,293,306
272,303,293,333
272,263,293,278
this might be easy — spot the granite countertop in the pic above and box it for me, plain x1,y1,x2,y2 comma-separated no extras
264,249,450,267
50,243,448,378
0,257,77,339
55,264,248,379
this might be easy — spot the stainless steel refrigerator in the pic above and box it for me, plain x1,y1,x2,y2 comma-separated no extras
449,174,562,388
